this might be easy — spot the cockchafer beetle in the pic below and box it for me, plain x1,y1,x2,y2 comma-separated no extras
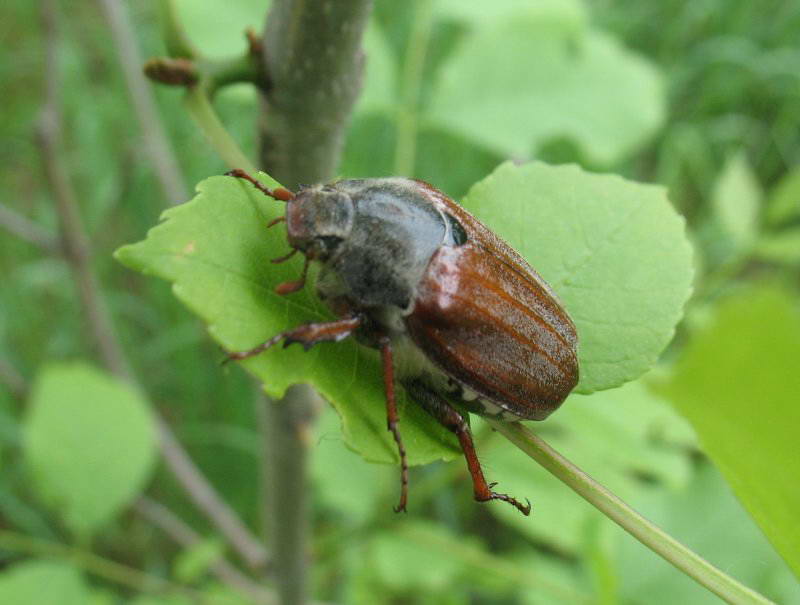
226,169,579,516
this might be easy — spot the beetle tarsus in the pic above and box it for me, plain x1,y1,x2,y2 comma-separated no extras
478,489,532,517
381,337,409,514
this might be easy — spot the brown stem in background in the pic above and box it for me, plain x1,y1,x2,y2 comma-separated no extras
260,385,320,605
96,0,189,205
0,358,28,401
134,497,272,604
0,203,59,253
36,0,267,574
256,3,373,604
259,0,373,190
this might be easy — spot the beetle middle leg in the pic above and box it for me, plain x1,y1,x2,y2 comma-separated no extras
226,316,362,362
379,336,409,513
404,380,531,516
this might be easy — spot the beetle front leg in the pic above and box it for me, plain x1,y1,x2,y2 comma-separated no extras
226,316,362,362
379,336,409,513
404,380,531,516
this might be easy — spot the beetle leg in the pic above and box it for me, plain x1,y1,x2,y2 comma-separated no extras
225,316,362,362
226,169,294,201
404,380,531,516
275,256,310,295
380,336,409,513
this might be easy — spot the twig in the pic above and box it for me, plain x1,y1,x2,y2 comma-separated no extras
154,420,269,569
0,203,59,253
96,0,189,205
183,87,257,173
261,385,319,605
260,0,374,189
134,497,274,605
37,0,132,380
0,529,192,597
489,420,775,605
36,0,268,572
394,0,434,176
0,358,28,400
255,4,373,603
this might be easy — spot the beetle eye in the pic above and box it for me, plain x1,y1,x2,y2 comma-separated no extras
445,213,468,246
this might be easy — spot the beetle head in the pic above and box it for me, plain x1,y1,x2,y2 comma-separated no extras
285,184,354,261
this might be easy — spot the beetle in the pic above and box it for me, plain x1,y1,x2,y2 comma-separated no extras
226,169,578,515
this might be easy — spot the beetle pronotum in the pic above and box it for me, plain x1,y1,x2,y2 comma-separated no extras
226,169,578,516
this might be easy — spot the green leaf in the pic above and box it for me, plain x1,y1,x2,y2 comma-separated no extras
369,521,466,592
356,22,399,113
705,152,762,263
0,561,89,605
618,462,800,605
657,287,800,579
173,538,226,584
311,407,392,518
173,0,268,58
753,229,800,265
462,162,694,393
128,596,193,605
765,166,800,228
115,175,459,465
427,15,664,164
24,362,157,537
433,0,587,31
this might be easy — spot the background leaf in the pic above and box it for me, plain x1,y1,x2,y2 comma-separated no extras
462,161,694,393
427,12,664,164
0,561,89,605
702,152,762,265
657,287,800,579
764,165,800,228
618,462,800,605
24,362,157,537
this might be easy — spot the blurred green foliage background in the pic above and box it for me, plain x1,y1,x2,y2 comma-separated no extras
1,0,799,603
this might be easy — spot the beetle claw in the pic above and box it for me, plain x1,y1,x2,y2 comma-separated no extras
485,491,531,516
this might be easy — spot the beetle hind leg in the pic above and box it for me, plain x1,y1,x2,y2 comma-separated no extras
404,380,531,516
379,337,409,513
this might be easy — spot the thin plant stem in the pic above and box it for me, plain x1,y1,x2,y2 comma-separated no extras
254,4,373,604
97,0,189,205
260,0,374,189
262,385,318,605
37,0,267,572
134,497,274,604
489,420,775,605
0,529,192,597
394,0,434,176
0,358,29,401
0,203,59,253
184,86,257,173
